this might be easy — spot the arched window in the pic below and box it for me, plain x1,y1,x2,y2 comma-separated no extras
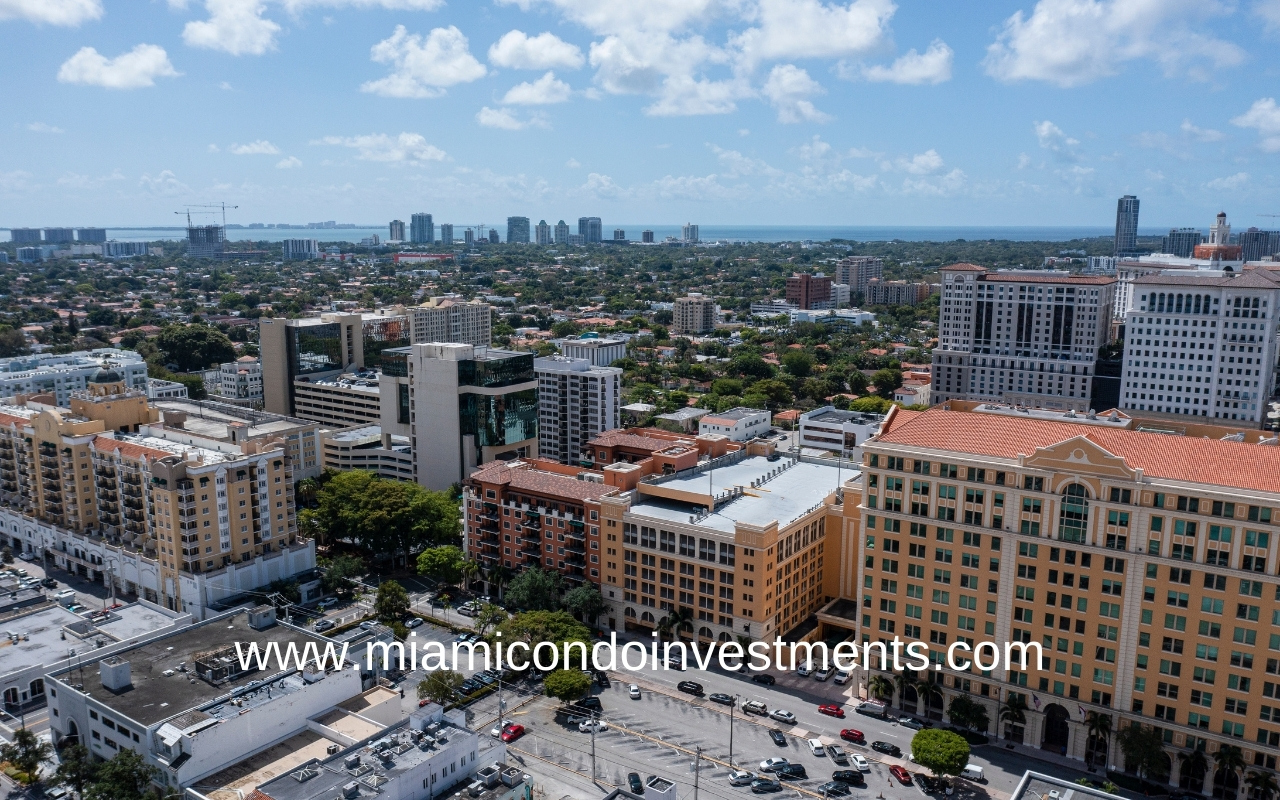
1059,484,1089,543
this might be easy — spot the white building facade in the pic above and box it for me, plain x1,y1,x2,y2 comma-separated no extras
698,407,771,442
534,356,622,465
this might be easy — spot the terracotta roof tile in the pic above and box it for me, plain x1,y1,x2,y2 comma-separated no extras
92,435,170,462
470,461,616,502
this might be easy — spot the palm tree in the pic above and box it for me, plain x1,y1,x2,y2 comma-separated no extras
998,693,1028,741
893,672,916,712
487,564,514,600
1246,769,1280,800
867,673,894,702
915,678,944,721
1214,745,1246,796
660,606,694,641
736,634,754,673
1180,749,1208,789
459,559,480,593
1084,711,1113,769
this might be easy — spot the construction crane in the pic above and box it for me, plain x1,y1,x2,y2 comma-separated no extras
175,202,238,227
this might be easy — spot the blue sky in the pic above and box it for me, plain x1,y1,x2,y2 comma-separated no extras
2,0,1279,229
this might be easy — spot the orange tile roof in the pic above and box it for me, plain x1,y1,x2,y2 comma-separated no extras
876,407,1280,494
92,436,170,462
470,461,616,502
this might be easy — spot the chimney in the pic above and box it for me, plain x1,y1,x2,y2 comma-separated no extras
99,656,132,691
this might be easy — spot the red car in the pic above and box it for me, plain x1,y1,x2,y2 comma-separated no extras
889,765,912,785
500,723,525,743
818,704,846,718
839,728,865,744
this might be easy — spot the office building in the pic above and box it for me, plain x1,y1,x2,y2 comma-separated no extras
866,279,931,306
1119,270,1280,425
834,256,884,295
281,238,318,261
535,219,552,245
698,407,771,441
187,224,225,259
613,228,626,241
76,228,107,243
1241,228,1280,262
1162,227,1202,258
1114,194,1140,255
797,407,884,459
567,233,585,246
642,230,655,243
682,223,699,243
932,264,1117,412
578,216,602,243
440,223,454,246
388,219,405,241
785,272,833,310
104,241,148,258
1084,256,1118,275
0,348,147,406
672,294,717,335
560,335,627,367
146,379,189,401
10,228,42,244
535,356,622,465
858,402,1280,774
506,216,530,244
554,220,569,244
410,212,434,244
830,283,851,307
383,344,538,490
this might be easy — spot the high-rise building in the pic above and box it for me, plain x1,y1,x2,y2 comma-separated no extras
613,229,626,241
187,224,226,259
578,216,602,243
410,212,434,244
866,279,931,306
507,216,530,243
10,228,41,244
0,348,148,406
43,228,74,243
464,229,475,247
554,220,569,244
405,297,492,346
932,263,1117,412
535,219,551,245
488,228,499,244
1114,195,1140,255
1120,270,1280,425
641,230,654,243
560,336,627,366
672,294,717,335
1162,227,1202,258
1240,227,1280,262
440,223,454,245
76,228,107,243
104,241,148,259
682,223,699,243
567,233,585,246
785,272,833,310
389,219,405,241
281,238,318,260
834,256,884,295
535,356,622,465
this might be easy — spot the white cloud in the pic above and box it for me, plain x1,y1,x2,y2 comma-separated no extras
565,157,581,168
582,171,625,199
1256,0,1280,31
890,149,944,175
732,0,895,67
711,145,781,178
183,0,281,56
643,73,745,117
26,122,64,133
738,128,750,136
498,0,720,37
983,0,1245,87
1034,120,1080,159
1017,152,1032,169
761,64,829,123
362,25,487,98
1181,118,1224,142
0,0,101,26
139,169,190,195
1205,171,1248,190
219,81,234,90
901,167,966,196
488,30,584,69
276,155,302,168
651,173,735,201
57,44,180,89
281,0,442,10
208,143,221,152
861,39,952,85
477,106,527,129
502,71,572,104
229,139,280,154
1232,98,1280,152
315,132,447,163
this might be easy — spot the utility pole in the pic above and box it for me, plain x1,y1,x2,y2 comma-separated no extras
693,746,701,800
728,695,737,767
590,711,597,780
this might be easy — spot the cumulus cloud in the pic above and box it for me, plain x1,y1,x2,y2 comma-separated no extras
581,171,625,199
276,155,302,168
280,0,442,10
315,132,446,163
861,40,953,84
183,0,281,56
1205,171,1248,190
1232,98,1280,152
983,0,1245,87
1034,120,1080,159
139,170,190,195
477,106,526,129
502,71,572,104
565,157,581,167
901,168,966,196
732,0,895,67
0,0,102,25
488,30,583,69
761,64,829,123
643,74,745,117
1181,118,1224,142
889,149,944,175
26,122,64,133
228,139,280,154
1256,0,1280,31
58,44,180,89
362,25,487,98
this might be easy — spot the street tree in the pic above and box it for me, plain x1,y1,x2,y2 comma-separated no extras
156,324,237,371
374,580,410,623
85,748,157,800
947,694,990,733
418,670,465,706
503,566,563,611
54,743,97,799
563,584,605,628
320,554,364,596
475,603,507,635
417,545,466,586
544,669,592,703
1117,723,1170,782
0,727,53,782
495,611,591,670
910,729,970,778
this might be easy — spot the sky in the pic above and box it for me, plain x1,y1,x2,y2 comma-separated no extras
1,0,1279,230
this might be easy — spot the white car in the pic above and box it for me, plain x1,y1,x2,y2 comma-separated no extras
796,662,811,677
628,684,641,699
579,720,607,733
769,709,796,724
759,757,790,773
729,770,756,786
833,669,852,685
851,754,870,772
814,667,833,681
807,738,825,756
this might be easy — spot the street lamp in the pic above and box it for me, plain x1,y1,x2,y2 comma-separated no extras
728,693,739,767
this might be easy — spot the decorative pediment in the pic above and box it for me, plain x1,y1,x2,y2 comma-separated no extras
1020,435,1136,480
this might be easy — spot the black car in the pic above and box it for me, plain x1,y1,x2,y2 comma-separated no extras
917,775,941,793
596,672,610,688
677,680,704,696
751,673,776,686
871,741,902,758
832,770,865,786
40,577,57,588
628,772,644,794
709,692,734,706
817,782,851,797
776,764,807,780
750,778,782,794
576,696,603,711
768,729,787,746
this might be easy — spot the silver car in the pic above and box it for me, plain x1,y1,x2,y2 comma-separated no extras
769,709,796,724
729,770,756,786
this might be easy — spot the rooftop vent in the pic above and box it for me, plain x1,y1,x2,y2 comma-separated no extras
99,656,132,692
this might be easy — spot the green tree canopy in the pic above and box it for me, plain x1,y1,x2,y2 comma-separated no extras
417,670,464,705
563,584,606,627
417,545,466,586
0,727,52,781
156,324,237,372
910,729,971,777
544,668,592,703
727,353,775,379
475,603,507,635
54,743,97,799
871,368,904,399
320,553,364,596
1117,723,1170,781
780,350,814,378
503,566,564,611
374,579,410,623
85,748,157,800
312,470,461,562
946,694,990,733
495,610,591,668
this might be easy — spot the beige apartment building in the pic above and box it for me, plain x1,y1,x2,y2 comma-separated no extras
672,294,716,335
857,402,1280,790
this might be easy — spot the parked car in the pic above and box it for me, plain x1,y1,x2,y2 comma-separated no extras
360,620,376,630
496,723,525,743
899,716,926,730
628,772,644,794
814,666,833,681
917,774,941,793
729,770,756,786
749,778,782,794
872,741,902,758
709,692,734,706
576,696,603,711
314,619,335,633
596,672,610,688
768,729,787,747
850,754,870,772
817,781,851,797
796,662,811,677
751,673,776,686
826,745,848,764
677,680,704,696
404,617,424,628
758,757,789,772
807,738,825,756
839,729,865,745
889,765,912,785
40,577,57,589
818,704,845,718
833,669,852,685
776,764,807,780
579,720,607,733
628,684,641,700
18,552,35,562
832,769,865,786
742,700,768,716
769,709,796,724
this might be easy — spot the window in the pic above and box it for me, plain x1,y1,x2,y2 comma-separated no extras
1058,484,1089,543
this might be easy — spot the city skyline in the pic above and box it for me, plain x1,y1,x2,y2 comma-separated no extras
1,1,1279,227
